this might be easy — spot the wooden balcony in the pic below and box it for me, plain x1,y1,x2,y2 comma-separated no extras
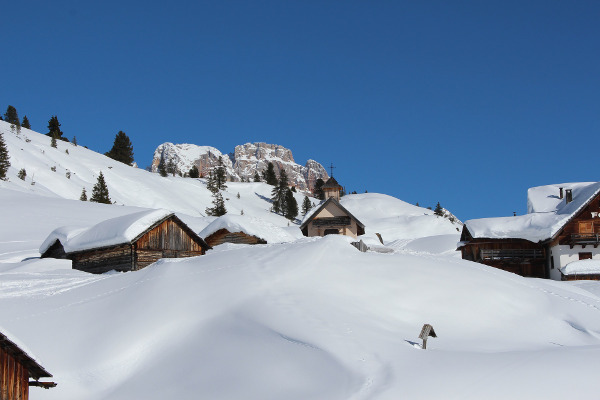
480,249,544,261
569,233,600,249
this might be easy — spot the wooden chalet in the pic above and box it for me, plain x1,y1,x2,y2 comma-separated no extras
40,210,211,274
204,229,266,247
459,182,600,280
1,330,56,399
301,177,365,238
199,215,295,247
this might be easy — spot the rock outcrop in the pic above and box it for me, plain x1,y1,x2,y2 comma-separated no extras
151,142,328,191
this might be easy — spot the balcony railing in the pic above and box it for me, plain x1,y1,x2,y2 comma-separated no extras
480,249,544,260
569,233,600,248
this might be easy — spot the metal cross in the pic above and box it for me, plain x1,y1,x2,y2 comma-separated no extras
329,163,335,177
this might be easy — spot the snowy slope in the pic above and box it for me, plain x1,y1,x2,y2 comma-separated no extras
1,234,600,399
0,120,308,225
1,122,600,399
339,193,462,244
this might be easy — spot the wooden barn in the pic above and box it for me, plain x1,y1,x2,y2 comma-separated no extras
301,177,365,238
1,330,56,399
40,209,211,274
199,215,295,247
459,182,600,280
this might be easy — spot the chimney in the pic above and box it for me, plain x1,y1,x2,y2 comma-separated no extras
565,189,573,204
559,187,564,199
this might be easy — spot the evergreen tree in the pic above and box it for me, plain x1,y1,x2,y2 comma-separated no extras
17,168,26,180
4,106,19,127
205,170,217,193
284,188,298,221
105,131,134,165
72,136,77,146
434,202,444,216
314,178,325,200
50,134,57,148
205,191,227,216
189,165,200,178
46,115,68,141
214,157,227,190
0,132,10,180
253,172,261,182
21,115,30,129
262,162,278,185
158,159,168,177
167,158,177,176
271,170,289,214
80,188,88,201
90,172,111,204
302,195,312,216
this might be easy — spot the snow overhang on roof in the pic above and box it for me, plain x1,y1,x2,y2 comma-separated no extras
40,209,174,254
560,259,600,276
465,182,600,243
0,328,52,379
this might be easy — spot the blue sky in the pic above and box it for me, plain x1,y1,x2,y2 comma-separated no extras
2,1,599,221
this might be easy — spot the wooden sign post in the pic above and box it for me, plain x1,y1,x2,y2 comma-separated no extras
418,324,437,350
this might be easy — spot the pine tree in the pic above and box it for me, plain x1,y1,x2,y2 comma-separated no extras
4,106,19,127
284,188,298,221
206,170,217,193
214,157,227,190
302,195,312,216
21,115,31,129
72,136,78,146
189,165,200,178
434,202,444,216
105,131,134,165
90,172,111,204
205,191,227,216
46,115,65,140
263,162,278,185
0,132,10,180
158,159,168,177
167,158,177,176
271,170,289,214
80,188,88,201
50,134,57,148
253,172,261,182
17,168,26,180
314,178,325,200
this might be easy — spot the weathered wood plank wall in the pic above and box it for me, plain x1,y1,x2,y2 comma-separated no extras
71,245,133,274
205,229,266,247
0,346,29,400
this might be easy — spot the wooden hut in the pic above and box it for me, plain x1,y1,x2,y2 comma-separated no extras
204,228,267,247
199,215,295,247
459,182,600,280
40,209,211,274
0,330,56,399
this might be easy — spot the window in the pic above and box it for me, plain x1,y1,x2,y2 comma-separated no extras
550,256,554,269
579,252,592,260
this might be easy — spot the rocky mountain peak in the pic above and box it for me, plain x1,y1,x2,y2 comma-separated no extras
151,142,328,191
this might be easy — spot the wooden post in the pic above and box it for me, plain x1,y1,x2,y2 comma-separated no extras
418,324,437,350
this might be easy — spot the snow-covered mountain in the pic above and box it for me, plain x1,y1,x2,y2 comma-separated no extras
151,141,329,191
1,119,600,399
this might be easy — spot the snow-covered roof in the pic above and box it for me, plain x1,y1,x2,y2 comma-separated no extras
300,197,365,230
560,259,600,276
199,215,296,244
0,326,52,378
465,182,600,242
40,209,174,254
